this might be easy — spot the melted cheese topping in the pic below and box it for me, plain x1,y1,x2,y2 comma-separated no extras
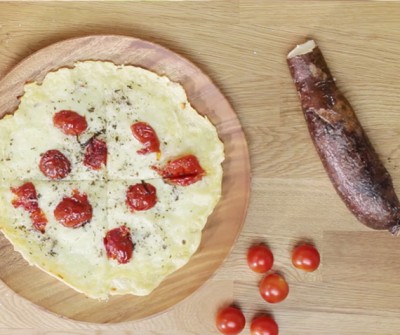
0,181,109,298
0,61,224,299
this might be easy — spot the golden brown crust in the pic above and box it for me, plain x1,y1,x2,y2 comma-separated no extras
288,41,400,232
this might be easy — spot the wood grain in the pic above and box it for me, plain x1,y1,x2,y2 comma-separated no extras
1,0,400,334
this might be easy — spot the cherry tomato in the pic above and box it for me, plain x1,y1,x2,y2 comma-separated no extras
259,273,289,303
83,137,107,170
126,182,157,212
216,306,246,335
250,316,279,335
292,244,320,272
39,149,71,179
131,121,160,155
10,182,47,233
247,245,274,273
54,190,93,228
104,226,134,264
53,110,88,136
29,208,48,233
10,182,39,213
152,154,205,186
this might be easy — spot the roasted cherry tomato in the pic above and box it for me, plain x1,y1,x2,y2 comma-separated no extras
152,154,205,186
29,209,48,233
83,137,107,170
216,306,246,335
54,190,93,228
247,245,274,273
11,182,39,213
259,273,289,304
10,182,47,233
292,244,320,272
126,182,157,212
53,110,88,136
104,226,134,264
39,149,71,179
250,316,279,335
131,121,160,155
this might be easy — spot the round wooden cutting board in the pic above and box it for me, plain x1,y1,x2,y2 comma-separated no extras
0,35,250,323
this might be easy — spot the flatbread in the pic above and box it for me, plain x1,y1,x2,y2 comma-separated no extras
0,61,224,299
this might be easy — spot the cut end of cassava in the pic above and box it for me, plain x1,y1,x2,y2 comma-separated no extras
287,40,316,59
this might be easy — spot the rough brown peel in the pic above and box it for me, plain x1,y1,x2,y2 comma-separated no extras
287,40,400,234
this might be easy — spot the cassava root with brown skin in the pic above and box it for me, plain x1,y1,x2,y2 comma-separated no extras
287,40,400,234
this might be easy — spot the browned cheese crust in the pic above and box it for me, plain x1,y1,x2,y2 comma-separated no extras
287,41,400,233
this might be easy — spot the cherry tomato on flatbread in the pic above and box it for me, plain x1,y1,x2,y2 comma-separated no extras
259,273,289,304
216,306,246,335
11,182,39,213
152,154,205,186
247,245,274,273
83,137,107,170
292,244,320,272
131,122,160,155
54,190,93,228
126,182,157,212
250,316,279,335
10,182,47,233
104,226,134,264
29,209,48,233
53,110,88,136
39,149,71,179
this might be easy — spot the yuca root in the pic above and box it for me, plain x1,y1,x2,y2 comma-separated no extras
287,40,400,233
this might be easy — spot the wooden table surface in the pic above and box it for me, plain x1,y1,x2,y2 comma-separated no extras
1,1,400,334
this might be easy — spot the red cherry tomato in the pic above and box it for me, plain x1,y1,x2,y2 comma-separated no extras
29,209,48,233
250,316,279,335
259,273,289,304
131,121,160,155
39,149,71,179
11,182,40,213
53,110,88,136
216,306,246,335
126,182,157,212
247,245,274,273
292,244,320,272
10,182,47,233
83,137,107,170
152,154,205,186
104,226,134,264
54,190,93,228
